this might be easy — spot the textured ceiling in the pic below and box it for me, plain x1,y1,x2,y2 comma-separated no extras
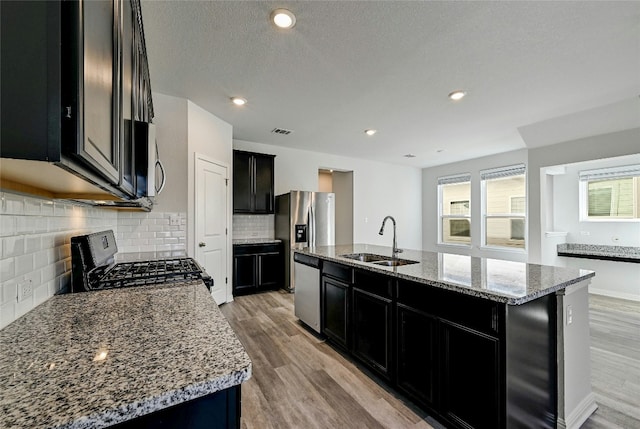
140,1,640,168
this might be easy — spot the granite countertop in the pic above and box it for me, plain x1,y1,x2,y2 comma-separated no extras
296,244,595,305
232,238,282,245
557,243,640,263
0,281,252,429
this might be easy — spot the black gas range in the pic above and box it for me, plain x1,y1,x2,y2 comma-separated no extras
70,230,213,292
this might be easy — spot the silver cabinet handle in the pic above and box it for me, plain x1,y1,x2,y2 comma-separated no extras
199,242,206,247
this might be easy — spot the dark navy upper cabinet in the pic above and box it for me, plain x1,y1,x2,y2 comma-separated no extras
233,150,275,214
0,0,153,200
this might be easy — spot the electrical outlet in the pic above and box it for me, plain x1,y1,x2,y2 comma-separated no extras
17,280,33,302
567,305,573,325
169,215,181,226
580,231,590,236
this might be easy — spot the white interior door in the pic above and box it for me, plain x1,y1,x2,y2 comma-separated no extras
195,155,228,304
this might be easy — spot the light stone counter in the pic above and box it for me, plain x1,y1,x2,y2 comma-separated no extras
0,280,251,429
296,244,595,305
557,243,640,263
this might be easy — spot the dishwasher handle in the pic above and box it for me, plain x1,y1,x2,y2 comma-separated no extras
293,252,321,268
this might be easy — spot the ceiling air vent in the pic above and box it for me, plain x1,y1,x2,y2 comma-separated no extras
271,128,293,135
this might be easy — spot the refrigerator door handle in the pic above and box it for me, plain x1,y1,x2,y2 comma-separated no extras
309,204,315,247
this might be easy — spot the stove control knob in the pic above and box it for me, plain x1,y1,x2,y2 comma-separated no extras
199,242,206,247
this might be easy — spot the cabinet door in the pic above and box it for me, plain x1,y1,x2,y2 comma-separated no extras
352,288,393,380
253,154,274,213
397,305,437,409
119,0,135,195
77,0,120,184
322,276,350,349
233,254,257,295
257,252,282,290
233,151,253,213
440,322,502,429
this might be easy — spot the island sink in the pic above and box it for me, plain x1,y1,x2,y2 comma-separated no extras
339,252,419,266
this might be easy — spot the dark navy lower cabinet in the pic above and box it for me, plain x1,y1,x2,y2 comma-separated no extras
440,322,501,429
352,287,393,380
112,385,241,429
321,275,350,350
317,259,558,429
396,304,437,409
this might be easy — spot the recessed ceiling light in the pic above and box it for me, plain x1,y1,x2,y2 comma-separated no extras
271,8,296,29
364,129,377,136
231,97,247,106
404,154,416,158
448,90,467,101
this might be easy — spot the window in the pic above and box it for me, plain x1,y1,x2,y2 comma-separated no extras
580,165,640,220
481,165,526,249
438,174,471,245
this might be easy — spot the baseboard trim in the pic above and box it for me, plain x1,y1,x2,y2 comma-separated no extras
558,393,598,429
589,288,640,302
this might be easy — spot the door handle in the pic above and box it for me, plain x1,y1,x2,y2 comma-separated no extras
199,242,206,247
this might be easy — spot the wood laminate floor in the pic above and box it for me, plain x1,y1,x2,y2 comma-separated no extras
582,294,640,429
220,291,640,429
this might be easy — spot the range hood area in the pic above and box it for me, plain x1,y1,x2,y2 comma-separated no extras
0,157,155,211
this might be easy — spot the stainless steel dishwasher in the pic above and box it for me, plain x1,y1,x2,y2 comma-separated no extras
293,253,321,333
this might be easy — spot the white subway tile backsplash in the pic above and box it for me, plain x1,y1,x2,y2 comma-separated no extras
1,193,24,215
33,284,50,307
0,216,16,237
232,214,275,239
1,258,15,280
15,254,34,277
1,302,15,329
0,191,187,329
24,199,41,215
25,236,41,253
1,280,17,305
34,250,49,269
2,236,25,258
14,294,33,319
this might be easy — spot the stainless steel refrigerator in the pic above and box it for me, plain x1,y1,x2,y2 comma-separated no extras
275,191,335,292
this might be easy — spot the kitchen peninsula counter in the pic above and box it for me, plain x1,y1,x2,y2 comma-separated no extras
296,243,595,305
294,244,597,429
0,280,251,429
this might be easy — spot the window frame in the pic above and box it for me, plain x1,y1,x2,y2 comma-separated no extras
480,164,527,252
579,164,640,222
438,173,471,247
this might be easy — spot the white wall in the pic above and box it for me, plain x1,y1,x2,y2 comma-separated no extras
422,149,529,262
153,93,234,257
549,154,640,301
234,139,423,250
552,154,640,247
528,127,640,263
186,101,233,257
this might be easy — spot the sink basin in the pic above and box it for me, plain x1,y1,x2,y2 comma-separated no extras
371,258,419,267
340,253,390,262
340,253,419,267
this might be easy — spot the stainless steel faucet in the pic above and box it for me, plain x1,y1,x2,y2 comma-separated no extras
379,216,402,257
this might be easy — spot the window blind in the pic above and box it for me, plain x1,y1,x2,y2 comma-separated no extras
480,164,525,181
438,173,471,185
579,164,640,182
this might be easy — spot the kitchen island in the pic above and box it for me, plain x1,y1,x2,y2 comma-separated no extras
294,244,597,429
0,280,251,428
